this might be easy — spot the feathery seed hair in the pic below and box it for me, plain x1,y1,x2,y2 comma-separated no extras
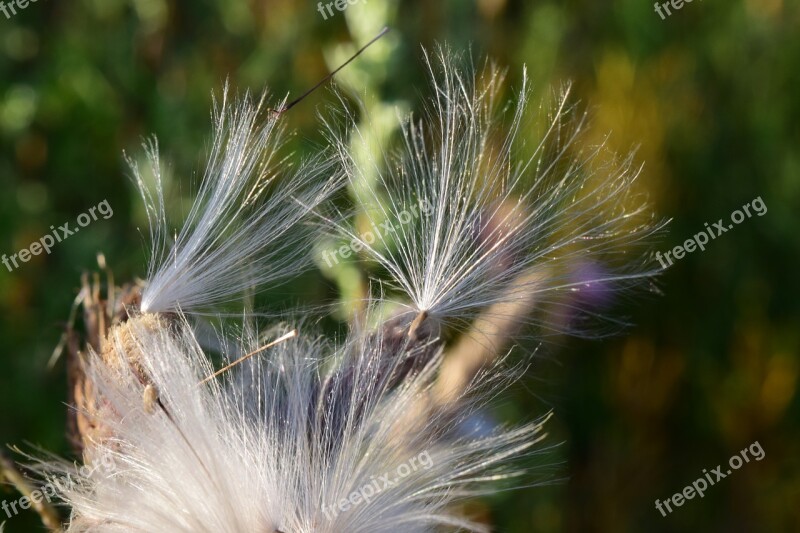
133,87,343,316
327,48,663,340
13,45,664,532
43,314,549,532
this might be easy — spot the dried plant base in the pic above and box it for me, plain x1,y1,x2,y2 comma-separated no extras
66,270,155,464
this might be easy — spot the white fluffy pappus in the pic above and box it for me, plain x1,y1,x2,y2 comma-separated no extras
42,316,549,532
131,87,342,315
328,48,665,337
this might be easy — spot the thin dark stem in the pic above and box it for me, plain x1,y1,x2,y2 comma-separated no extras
275,26,391,115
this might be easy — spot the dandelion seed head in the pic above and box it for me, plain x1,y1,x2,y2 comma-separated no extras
18,44,666,532
43,316,547,532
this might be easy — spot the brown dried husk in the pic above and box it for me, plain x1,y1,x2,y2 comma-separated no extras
66,272,165,464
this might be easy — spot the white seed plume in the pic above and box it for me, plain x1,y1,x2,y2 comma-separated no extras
43,316,547,532
132,88,341,315
11,46,668,532
329,48,663,336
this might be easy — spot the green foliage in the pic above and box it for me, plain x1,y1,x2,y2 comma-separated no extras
1,0,798,530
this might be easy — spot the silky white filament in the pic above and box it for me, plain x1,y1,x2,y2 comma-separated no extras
19,47,667,533
42,316,547,532
329,48,664,337
132,87,342,315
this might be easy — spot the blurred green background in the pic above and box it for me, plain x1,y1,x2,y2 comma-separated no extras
1,0,798,531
